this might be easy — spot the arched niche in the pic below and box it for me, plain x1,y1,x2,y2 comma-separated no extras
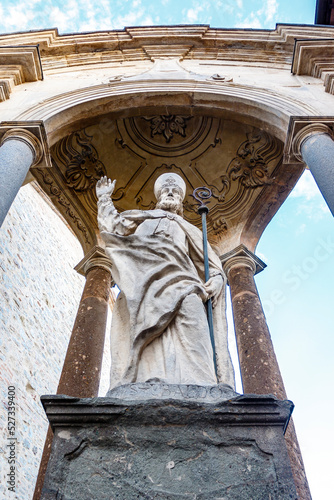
23,81,311,254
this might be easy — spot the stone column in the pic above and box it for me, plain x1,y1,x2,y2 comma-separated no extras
221,244,311,500
58,247,113,397
0,128,43,227
33,246,114,500
292,121,334,216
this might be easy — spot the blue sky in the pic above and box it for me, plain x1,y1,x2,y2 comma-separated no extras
0,0,316,34
1,1,332,499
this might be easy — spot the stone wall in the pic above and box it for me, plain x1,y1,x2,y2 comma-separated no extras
0,183,86,499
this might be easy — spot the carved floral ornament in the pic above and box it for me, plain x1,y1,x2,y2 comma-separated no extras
143,115,192,143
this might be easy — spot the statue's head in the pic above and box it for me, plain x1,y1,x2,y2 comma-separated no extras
154,173,186,215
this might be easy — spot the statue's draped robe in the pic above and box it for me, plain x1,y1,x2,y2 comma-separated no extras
99,207,235,390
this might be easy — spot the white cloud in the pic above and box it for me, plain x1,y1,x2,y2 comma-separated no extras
114,9,145,29
257,251,268,263
290,170,321,201
238,12,262,29
290,171,329,220
264,0,278,23
1,2,36,30
296,223,306,235
186,6,204,23
49,7,71,33
141,16,155,25
238,0,278,29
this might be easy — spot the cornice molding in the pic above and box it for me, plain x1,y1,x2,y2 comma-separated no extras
1,25,334,74
0,46,42,102
291,38,334,95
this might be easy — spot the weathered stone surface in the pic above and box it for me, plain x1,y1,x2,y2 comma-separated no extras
33,251,113,500
57,264,112,399
2,22,332,500
41,392,297,500
106,382,237,402
97,174,234,390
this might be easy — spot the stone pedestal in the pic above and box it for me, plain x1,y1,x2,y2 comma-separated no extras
41,385,297,499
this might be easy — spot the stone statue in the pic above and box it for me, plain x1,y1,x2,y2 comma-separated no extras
96,173,235,391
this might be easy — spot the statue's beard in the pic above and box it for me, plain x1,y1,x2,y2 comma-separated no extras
156,198,183,216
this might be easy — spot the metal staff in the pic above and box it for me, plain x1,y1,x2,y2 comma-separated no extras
193,186,217,376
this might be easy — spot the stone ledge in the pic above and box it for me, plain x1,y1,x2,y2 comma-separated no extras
41,390,293,430
291,39,334,94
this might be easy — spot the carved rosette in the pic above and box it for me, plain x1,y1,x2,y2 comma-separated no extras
143,115,191,143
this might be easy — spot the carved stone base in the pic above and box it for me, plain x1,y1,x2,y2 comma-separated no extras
106,381,238,401
41,388,297,499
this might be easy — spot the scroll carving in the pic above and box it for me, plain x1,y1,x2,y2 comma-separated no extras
54,130,106,192
210,131,277,203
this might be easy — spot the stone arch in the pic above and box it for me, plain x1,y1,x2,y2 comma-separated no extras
17,80,317,146
21,80,313,254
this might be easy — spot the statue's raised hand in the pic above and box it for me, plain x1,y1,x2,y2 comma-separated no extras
96,176,116,199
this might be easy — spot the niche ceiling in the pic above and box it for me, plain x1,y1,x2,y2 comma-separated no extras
32,113,287,254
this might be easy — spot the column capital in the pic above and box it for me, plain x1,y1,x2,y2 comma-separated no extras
220,244,266,278
75,245,113,279
0,120,51,168
284,116,334,164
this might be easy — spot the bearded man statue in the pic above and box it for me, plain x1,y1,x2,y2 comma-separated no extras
96,173,235,391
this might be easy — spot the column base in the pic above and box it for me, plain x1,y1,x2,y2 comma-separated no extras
41,386,297,499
